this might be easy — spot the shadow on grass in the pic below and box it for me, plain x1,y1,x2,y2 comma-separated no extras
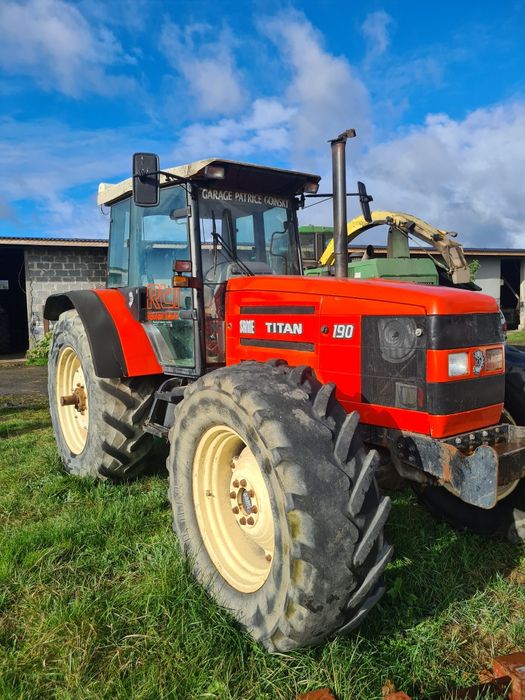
140,439,170,478
0,396,49,411
0,419,52,438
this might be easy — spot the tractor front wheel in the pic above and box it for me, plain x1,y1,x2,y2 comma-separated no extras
48,309,160,480
167,361,392,651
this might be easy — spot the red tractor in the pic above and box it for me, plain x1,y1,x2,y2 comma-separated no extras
45,134,525,652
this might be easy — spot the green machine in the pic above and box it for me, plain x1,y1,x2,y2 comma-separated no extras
303,210,471,286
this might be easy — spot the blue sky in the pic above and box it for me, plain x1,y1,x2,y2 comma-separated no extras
1,0,525,246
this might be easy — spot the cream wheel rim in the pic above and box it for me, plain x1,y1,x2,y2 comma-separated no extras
56,346,89,455
192,425,275,593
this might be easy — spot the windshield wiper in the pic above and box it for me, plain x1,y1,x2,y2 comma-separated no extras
209,208,254,276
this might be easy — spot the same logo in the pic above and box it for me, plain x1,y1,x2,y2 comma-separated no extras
473,349,485,374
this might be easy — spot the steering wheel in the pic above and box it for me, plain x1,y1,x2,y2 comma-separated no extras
203,259,231,284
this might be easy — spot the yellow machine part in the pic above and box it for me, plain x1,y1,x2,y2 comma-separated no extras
318,210,470,285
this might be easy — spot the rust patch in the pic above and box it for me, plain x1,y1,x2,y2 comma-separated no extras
296,690,337,700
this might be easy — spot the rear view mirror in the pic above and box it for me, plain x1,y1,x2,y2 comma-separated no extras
357,181,373,223
133,153,160,207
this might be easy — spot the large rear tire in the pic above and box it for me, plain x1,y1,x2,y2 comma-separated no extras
48,309,161,480
414,409,525,542
167,360,392,651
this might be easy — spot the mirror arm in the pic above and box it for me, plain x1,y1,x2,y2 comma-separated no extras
133,170,189,185
304,192,367,198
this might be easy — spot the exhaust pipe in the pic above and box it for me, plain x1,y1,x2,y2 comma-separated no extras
330,129,356,278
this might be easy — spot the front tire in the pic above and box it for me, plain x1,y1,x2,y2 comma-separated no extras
168,361,392,651
48,309,161,480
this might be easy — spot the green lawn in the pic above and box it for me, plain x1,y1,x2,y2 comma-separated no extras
507,329,525,345
1,403,524,700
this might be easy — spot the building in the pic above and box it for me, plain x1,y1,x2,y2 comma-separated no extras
0,233,524,357
0,237,107,355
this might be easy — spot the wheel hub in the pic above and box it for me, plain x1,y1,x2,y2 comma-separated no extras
230,473,260,527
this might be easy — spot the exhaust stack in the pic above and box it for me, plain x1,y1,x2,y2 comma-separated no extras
330,129,356,278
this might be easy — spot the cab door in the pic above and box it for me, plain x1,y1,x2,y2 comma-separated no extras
127,185,197,373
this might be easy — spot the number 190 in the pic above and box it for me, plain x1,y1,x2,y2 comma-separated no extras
333,324,354,339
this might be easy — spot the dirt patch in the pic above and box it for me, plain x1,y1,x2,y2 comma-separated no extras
0,364,48,408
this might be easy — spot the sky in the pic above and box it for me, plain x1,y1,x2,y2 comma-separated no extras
1,0,525,247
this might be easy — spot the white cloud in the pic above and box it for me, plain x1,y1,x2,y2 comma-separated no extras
160,22,246,117
172,98,296,163
359,102,525,247
0,118,154,237
261,11,371,169
0,0,135,97
171,11,371,176
361,10,393,61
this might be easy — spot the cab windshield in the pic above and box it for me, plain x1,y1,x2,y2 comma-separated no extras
198,189,301,280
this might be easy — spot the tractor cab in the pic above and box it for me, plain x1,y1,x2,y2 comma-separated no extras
97,157,320,374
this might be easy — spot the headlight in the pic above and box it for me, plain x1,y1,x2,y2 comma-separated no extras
486,347,504,371
448,352,468,377
378,317,417,363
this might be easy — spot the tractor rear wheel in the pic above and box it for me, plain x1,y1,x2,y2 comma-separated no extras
167,360,392,651
48,309,160,480
414,409,525,543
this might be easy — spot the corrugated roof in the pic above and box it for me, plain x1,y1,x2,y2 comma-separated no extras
345,245,525,256
1,236,523,257
0,237,108,248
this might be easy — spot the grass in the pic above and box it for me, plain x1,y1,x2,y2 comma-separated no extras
0,403,524,700
507,329,525,345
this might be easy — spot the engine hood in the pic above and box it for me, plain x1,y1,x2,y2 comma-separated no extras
226,275,499,316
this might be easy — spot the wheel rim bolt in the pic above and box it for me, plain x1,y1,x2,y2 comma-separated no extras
229,491,236,499
265,554,272,562
250,506,258,514
233,479,240,487
248,489,255,497
239,517,247,525
247,516,254,525
240,479,247,487
232,506,239,514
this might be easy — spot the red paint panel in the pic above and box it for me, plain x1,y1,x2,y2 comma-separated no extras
339,396,431,434
336,398,503,438
227,275,499,315
94,289,162,376
428,404,504,437
225,276,503,438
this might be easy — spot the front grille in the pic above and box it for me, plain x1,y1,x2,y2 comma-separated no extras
427,313,504,349
427,374,504,414
361,316,426,410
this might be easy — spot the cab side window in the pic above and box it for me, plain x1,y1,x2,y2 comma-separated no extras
108,198,130,287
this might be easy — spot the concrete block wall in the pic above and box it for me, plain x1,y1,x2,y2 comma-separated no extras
25,246,107,342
